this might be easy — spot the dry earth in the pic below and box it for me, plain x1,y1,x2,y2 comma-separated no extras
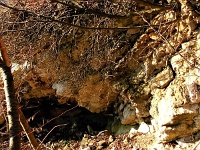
1,129,200,150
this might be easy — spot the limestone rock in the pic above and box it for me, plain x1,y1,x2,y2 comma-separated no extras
119,101,150,125
129,128,138,138
150,30,200,142
120,104,138,124
20,75,55,100
52,81,75,103
1,0,199,145
75,74,118,113
150,66,174,89
138,122,149,134
52,74,118,113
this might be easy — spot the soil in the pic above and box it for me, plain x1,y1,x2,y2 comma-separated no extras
1,131,199,150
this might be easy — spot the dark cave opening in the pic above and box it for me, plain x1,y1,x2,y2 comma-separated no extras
20,96,114,143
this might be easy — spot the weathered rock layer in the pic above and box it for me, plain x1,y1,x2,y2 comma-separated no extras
0,0,200,144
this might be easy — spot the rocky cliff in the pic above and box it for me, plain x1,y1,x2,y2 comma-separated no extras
0,0,200,146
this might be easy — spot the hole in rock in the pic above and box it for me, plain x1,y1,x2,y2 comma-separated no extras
20,96,114,143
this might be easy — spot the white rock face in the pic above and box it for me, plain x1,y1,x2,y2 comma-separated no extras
52,82,65,96
150,30,200,142
150,66,174,90
138,122,149,134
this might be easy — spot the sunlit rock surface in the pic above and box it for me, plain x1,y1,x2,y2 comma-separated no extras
0,0,200,145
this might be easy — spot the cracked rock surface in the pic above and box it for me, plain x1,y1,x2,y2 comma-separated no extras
0,0,200,147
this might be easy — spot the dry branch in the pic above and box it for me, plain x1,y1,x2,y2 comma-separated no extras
0,37,11,67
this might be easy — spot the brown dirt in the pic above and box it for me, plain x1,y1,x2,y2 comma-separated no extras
1,130,200,150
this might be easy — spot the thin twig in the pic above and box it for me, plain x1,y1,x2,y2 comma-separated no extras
32,105,78,134
37,124,68,150
192,140,200,150
0,1,175,31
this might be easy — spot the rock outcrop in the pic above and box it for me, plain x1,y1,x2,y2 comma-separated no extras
0,0,200,144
